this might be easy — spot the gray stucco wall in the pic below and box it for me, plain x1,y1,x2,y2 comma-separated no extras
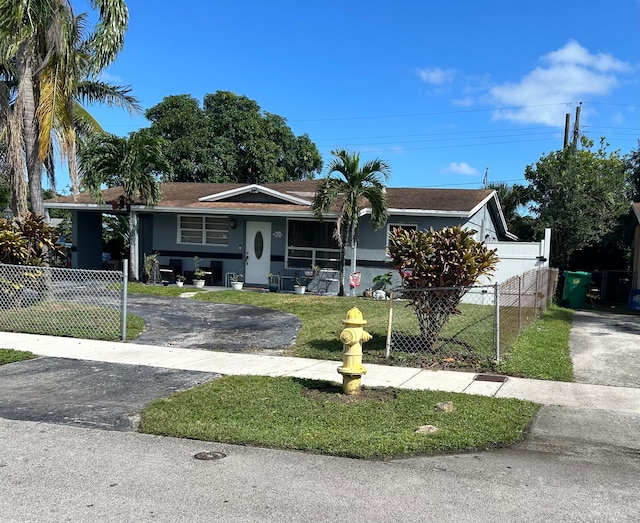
149,213,287,278
346,211,500,293
466,206,498,241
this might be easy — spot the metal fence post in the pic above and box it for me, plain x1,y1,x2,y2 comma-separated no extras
121,261,128,341
493,283,500,363
518,275,522,334
494,283,500,363
385,291,394,359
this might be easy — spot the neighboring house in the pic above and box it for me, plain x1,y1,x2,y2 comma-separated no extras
43,180,516,291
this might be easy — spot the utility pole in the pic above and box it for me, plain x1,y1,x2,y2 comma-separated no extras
572,102,582,147
563,113,570,148
483,167,488,189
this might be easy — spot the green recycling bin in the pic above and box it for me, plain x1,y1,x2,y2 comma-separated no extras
562,271,591,309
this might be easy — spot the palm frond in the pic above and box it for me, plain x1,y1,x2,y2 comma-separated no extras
74,79,140,113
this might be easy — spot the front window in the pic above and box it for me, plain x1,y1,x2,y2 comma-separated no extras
287,220,339,269
178,215,229,245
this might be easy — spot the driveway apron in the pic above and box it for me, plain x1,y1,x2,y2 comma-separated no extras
569,310,640,388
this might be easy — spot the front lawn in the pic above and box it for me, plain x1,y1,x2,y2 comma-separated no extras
0,302,144,341
498,305,574,381
0,348,36,365
139,375,539,460
127,283,575,379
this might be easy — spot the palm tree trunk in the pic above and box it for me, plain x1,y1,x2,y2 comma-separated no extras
67,136,80,200
338,244,346,296
4,101,29,217
18,43,45,216
350,223,358,296
128,209,139,281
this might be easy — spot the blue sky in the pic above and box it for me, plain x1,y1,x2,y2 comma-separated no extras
65,0,640,192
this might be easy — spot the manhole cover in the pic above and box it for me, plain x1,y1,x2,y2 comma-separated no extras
474,374,508,383
194,451,227,460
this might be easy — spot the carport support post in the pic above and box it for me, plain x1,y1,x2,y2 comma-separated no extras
494,283,500,364
121,262,128,341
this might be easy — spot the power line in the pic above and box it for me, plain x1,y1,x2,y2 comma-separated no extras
400,178,528,189
289,102,582,123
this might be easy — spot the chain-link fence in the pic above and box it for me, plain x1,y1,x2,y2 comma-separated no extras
498,268,558,360
0,263,127,340
386,267,558,365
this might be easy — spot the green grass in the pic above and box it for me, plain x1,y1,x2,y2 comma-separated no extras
128,283,390,361
139,375,539,460
0,302,144,341
127,283,575,379
498,305,574,381
128,284,497,365
0,348,36,365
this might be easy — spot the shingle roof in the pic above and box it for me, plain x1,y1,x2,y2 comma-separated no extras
44,181,494,215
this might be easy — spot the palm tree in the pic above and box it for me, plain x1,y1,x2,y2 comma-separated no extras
312,149,390,295
79,131,171,280
0,0,130,216
488,182,534,240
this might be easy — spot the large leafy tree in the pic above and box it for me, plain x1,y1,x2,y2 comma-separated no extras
524,137,630,271
312,149,390,296
143,91,323,184
78,131,171,280
0,0,132,216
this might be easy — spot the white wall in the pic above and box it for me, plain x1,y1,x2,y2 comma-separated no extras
480,228,551,284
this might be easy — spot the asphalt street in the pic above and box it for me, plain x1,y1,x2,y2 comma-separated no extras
1,408,638,522
0,308,639,521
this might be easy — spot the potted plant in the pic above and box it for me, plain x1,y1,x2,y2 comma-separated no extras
230,273,243,290
192,256,206,288
268,273,279,293
294,277,306,295
175,274,186,287
372,271,393,298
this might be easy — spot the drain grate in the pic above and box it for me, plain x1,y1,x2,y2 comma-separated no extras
194,451,227,460
474,374,507,383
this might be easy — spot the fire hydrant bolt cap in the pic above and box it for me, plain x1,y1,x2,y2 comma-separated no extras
342,307,368,326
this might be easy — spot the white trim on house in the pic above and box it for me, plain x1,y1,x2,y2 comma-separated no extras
198,184,313,206
360,207,468,218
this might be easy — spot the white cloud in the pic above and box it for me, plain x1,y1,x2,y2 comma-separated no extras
444,162,478,175
489,40,632,126
451,97,474,107
417,67,456,85
98,70,124,83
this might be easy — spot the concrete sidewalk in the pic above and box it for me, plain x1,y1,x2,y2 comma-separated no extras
3,331,640,414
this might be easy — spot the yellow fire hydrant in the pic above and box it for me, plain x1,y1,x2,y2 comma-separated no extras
337,307,372,395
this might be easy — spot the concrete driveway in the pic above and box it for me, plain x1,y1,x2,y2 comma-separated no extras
570,310,640,387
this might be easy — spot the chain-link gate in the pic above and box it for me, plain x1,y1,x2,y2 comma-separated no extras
0,263,127,340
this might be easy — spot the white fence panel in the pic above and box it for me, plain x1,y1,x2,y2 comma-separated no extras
480,228,551,284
